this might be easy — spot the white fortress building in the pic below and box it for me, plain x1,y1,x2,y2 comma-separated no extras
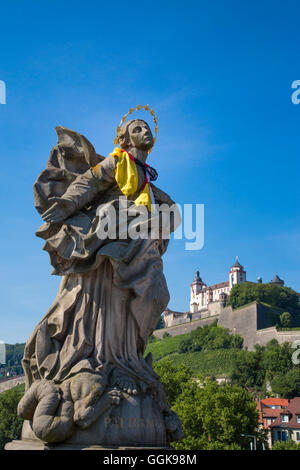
163,257,288,328
190,257,247,313
161,259,300,346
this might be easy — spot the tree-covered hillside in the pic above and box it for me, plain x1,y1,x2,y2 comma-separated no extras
227,282,300,314
0,344,25,378
146,324,300,398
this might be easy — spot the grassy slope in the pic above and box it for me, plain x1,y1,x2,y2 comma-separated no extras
145,333,244,378
146,334,191,361
165,349,246,377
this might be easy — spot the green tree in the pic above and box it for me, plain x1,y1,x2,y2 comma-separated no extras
227,282,299,311
154,358,266,450
271,369,300,398
230,340,299,395
178,322,243,354
230,346,265,391
153,357,193,407
148,335,159,344
261,340,293,379
280,312,292,328
178,337,193,353
272,440,300,450
0,384,24,449
171,379,265,450
155,316,165,330
162,332,171,339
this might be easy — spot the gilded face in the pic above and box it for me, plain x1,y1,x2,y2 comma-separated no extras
128,120,154,151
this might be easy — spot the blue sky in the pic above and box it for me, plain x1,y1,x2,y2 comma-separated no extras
0,0,300,343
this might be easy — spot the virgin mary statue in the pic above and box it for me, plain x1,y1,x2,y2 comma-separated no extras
16,107,182,449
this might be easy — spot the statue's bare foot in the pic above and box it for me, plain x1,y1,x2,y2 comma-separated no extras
109,388,123,405
116,378,138,395
112,370,138,395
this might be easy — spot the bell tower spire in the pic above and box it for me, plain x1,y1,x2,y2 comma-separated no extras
229,257,246,288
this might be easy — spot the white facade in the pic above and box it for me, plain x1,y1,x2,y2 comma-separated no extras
190,257,246,313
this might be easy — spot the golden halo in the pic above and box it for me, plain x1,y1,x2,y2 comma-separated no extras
114,104,158,152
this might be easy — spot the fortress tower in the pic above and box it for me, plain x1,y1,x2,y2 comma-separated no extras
229,256,246,288
190,257,247,313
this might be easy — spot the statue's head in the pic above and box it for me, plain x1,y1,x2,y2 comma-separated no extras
117,119,154,152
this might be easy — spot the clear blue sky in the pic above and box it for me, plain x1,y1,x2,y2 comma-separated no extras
0,0,299,343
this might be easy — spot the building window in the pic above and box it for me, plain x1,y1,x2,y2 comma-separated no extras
297,415,300,424
296,432,300,441
277,430,288,441
281,415,289,423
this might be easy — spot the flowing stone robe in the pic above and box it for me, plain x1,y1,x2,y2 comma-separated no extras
22,127,178,397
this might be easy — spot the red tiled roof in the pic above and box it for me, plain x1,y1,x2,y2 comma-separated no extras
207,281,229,290
263,408,285,418
261,398,289,407
190,280,230,292
256,398,290,429
270,398,300,429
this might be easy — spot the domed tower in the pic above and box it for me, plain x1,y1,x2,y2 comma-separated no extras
191,271,205,295
229,256,246,289
190,271,206,312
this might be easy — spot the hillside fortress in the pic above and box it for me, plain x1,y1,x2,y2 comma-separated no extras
158,258,300,350
190,257,284,313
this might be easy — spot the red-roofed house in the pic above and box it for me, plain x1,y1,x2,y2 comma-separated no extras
270,398,300,445
256,398,289,448
260,398,289,408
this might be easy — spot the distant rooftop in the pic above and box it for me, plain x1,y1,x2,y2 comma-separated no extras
231,256,244,269
270,274,284,285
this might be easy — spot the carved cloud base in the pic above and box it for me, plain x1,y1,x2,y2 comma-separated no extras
16,392,169,448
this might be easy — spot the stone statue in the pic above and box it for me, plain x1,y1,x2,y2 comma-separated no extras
15,108,183,449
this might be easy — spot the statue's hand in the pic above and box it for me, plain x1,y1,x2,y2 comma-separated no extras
42,197,76,223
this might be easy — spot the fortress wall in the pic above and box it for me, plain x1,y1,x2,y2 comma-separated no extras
256,303,281,329
164,315,188,328
256,327,300,347
208,302,224,317
276,330,300,344
164,310,209,328
190,312,203,321
218,303,258,350
158,302,300,351
0,375,25,393
255,327,278,347
153,316,219,339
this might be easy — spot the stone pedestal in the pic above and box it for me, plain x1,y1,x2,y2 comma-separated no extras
12,391,169,449
5,440,168,450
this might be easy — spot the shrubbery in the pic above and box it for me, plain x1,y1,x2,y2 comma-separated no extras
168,349,246,377
145,333,191,361
178,321,243,353
2,343,25,377
154,358,266,450
272,440,300,450
231,339,300,397
0,384,24,449
227,282,299,312
280,312,292,328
